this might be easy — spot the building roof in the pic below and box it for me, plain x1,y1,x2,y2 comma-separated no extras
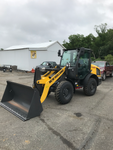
4,41,65,51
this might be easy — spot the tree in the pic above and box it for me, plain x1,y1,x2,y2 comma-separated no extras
94,23,107,35
94,23,108,58
62,23,113,59
105,29,113,55
63,34,95,49
63,34,85,49
104,54,113,65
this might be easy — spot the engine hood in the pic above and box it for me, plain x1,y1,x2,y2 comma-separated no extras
99,67,105,71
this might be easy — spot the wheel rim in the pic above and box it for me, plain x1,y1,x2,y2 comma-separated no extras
90,82,96,93
112,71,113,76
63,88,69,97
103,73,106,80
63,87,71,99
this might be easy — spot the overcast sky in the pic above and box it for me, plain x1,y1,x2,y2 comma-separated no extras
0,0,113,49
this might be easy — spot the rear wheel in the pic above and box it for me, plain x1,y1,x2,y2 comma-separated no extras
110,71,113,77
55,81,74,104
83,78,97,96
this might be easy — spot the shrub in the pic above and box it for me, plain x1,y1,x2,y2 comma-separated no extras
104,54,113,65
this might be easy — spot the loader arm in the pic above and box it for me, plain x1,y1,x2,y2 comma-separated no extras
36,66,66,103
41,66,58,78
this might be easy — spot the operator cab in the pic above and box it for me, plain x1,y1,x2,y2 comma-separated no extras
59,48,91,79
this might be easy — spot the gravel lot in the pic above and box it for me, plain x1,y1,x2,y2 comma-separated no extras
0,70,113,150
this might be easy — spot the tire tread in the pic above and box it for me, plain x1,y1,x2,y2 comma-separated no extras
55,81,73,104
83,78,97,96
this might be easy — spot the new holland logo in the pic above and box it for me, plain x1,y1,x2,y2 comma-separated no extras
49,70,64,84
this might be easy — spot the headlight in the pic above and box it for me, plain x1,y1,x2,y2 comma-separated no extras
40,67,46,72
66,63,70,67
96,68,100,75
42,67,45,70
100,69,103,71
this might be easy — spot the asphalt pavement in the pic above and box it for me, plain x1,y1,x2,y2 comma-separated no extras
0,70,113,150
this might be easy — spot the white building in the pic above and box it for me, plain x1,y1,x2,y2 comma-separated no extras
0,41,65,71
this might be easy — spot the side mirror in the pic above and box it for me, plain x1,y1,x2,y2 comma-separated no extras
58,50,61,57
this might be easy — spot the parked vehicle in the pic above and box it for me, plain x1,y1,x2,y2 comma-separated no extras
92,61,113,81
36,61,57,73
2,65,12,72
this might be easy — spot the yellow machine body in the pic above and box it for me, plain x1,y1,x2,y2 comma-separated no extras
91,64,101,78
36,66,66,103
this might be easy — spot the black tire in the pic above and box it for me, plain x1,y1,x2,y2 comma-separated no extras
55,81,74,104
110,71,113,77
102,72,106,81
83,78,97,96
3,69,6,72
9,68,12,72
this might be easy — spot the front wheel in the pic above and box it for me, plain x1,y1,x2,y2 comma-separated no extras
3,68,6,72
83,78,97,96
55,81,74,104
102,72,106,81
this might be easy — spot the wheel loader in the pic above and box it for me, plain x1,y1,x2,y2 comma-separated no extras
0,47,101,121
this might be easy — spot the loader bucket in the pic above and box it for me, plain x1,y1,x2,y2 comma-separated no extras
0,81,43,121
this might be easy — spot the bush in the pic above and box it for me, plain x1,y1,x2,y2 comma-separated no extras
91,57,95,61
95,58,102,61
91,57,102,62
104,54,113,65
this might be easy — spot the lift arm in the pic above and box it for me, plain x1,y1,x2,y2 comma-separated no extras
36,66,66,103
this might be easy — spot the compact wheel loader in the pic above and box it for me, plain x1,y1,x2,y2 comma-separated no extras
0,47,101,121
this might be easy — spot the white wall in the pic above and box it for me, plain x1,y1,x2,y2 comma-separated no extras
28,50,47,70
0,42,64,71
0,49,29,70
47,42,63,63
28,43,63,70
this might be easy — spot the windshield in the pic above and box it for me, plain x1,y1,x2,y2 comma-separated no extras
41,62,48,66
60,50,77,67
92,61,105,67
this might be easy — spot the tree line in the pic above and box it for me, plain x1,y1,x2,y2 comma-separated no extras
62,23,113,64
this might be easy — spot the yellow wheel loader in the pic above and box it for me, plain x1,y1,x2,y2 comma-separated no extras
0,47,101,121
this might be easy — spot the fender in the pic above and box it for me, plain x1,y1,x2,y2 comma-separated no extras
83,73,98,86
